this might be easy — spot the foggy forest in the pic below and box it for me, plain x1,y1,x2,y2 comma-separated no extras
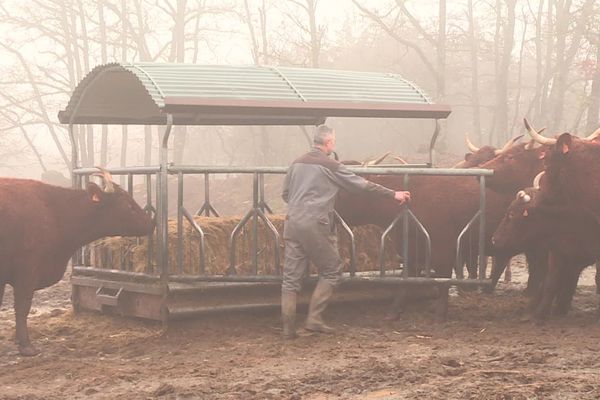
1,0,599,179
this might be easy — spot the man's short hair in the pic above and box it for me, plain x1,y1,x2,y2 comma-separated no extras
314,125,334,145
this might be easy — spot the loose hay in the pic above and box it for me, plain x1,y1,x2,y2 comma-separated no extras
90,215,398,275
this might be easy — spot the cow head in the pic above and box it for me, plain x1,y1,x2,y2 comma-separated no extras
491,170,560,257
526,120,600,201
454,134,523,169
480,122,550,194
88,168,155,237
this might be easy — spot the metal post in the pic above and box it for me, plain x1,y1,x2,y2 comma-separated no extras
177,171,184,274
159,115,173,283
145,173,155,274
402,174,410,277
478,175,487,279
252,172,259,274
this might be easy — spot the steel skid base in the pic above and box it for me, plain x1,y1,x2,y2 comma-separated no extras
71,267,491,323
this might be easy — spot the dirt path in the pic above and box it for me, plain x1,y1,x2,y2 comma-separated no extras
2,265,600,399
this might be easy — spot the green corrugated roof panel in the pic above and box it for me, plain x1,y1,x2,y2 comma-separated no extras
58,62,450,125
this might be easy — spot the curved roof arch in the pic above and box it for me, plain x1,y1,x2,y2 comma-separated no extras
58,63,451,126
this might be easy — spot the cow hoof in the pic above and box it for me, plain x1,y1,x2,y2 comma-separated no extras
19,345,40,357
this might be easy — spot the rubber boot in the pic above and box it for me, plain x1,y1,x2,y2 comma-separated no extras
281,290,298,340
305,280,335,333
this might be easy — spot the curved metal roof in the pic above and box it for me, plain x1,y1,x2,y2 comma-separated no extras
58,63,451,125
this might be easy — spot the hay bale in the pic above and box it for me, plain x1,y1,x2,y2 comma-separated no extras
90,215,398,275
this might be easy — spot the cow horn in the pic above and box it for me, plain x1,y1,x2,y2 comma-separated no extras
524,139,542,150
371,151,391,165
584,126,600,141
494,134,524,155
393,156,408,165
533,171,545,190
524,118,555,145
465,133,480,153
93,166,115,193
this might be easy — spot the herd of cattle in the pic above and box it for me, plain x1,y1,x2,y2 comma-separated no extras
335,118,600,324
1,120,600,357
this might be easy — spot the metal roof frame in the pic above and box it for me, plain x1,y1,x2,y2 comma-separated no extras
58,63,451,126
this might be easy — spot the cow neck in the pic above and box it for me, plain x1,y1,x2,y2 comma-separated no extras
46,186,106,251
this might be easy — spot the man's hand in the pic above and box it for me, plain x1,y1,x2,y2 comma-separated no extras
394,191,411,204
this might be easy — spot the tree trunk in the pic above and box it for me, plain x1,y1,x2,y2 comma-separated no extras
585,43,600,133
172,0,187,165
494,0,516,145
467,0,482,142
437,0,446,100
98,0,108,167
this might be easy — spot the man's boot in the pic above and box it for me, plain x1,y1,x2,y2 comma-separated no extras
305,280,335,333
281,290,298,339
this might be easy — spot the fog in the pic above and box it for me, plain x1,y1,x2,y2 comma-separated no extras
0,0,598,180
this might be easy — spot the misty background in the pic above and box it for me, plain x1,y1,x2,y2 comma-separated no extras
0,0,599,180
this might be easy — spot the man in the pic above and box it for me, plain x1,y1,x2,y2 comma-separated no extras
281,125,411,339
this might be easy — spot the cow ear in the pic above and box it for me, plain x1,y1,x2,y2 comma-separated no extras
557,133,572,154
86,182,104,203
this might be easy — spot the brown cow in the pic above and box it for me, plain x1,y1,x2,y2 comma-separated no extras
492,184,600,320
335,138,522,278
525,121,600,223
0,169,154,356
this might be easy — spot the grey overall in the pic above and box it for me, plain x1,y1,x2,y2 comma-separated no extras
281,148,395,292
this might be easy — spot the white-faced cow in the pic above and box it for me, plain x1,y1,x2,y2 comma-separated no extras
0,169,154,356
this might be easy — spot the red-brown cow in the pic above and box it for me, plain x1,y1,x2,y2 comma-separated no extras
336,175,511,278
492,184,600,320
335,138,522,279
525,120,600,222
0,169,154,356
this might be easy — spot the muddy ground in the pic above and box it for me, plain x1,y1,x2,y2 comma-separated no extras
2,261,600,400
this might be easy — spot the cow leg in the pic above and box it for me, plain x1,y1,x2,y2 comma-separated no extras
486,254,512,293
525,249,547,297
13,284,39,356
554,267,579,316
466,252,478,280
533,252,561,323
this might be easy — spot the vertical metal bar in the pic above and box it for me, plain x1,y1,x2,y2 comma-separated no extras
258,173,265,213
204,173,210,216
145,173,154,274
159,115,173,284
252,172,259,274
177,171,184,275
126,172,135,272
478,175,487,279
127,173,133,195
69,124,80,267
402,174,410,277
